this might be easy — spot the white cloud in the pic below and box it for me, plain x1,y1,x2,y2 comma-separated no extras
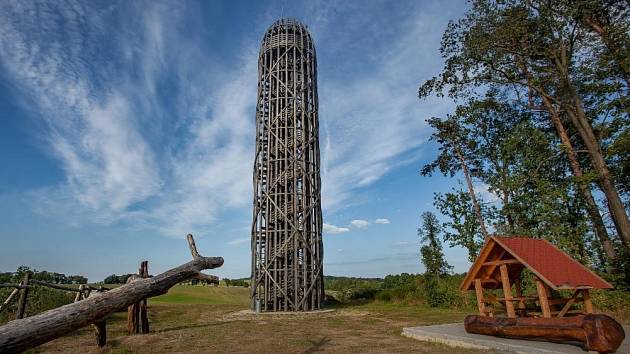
337,249,343,252
375,218,390,224
227,237,250,246
0,2,455,241
314,5,454,211
350,219,370,228
0,2,256,237
323,223,350,234
394,241,410,246
0,2,160,221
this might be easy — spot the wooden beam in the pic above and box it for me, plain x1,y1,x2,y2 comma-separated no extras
482,259,520,266
582,289,594,314
535,277,551,318
15,272,31,320
474,279,486,316
557,296,577,317
0,288,20,313
514,279,526,316
499,264,516,318
482,249,506,284
459,238,496,291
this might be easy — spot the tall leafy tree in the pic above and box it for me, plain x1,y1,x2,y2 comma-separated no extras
422,115,489,238
418,211,452,276
427,93,597,264
419,0,630,249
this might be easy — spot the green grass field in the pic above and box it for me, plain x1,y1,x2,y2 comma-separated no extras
30,285,496,354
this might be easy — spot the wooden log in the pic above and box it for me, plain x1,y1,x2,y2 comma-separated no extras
30,280,85,293
84,289,109,348
582,289,594,314
127,260,150,335
474,279,486,316
74,284,84,302
535,277,551,318
140,261,149,334
499,264,515,318
0,284,26,289
0,235,223,353
464,314,626,353
126,274,141,335
92,320,106,347
0,288,20,313
482,259,520,266
1,281,111,293
15,273,31,320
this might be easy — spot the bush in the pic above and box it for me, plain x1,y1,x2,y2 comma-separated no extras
424,275,467,308
0,286,74,325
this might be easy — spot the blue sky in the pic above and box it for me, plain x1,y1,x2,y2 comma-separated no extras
0,0,478,282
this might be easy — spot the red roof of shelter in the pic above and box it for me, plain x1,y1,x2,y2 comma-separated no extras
460,236,613,291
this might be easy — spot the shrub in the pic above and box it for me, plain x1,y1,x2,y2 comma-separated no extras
0,286,74,325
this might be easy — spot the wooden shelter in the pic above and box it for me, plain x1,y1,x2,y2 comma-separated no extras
460,236,613,319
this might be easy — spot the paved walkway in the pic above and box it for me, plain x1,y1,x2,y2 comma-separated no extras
402,323,629,354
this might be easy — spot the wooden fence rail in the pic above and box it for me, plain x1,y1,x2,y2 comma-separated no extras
0,234,223,353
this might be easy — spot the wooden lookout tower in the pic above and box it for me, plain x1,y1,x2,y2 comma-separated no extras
250,19,324,312
460,236,613,319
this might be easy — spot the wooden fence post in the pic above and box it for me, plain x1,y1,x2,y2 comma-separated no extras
128,260,150,335
15,272,31,319
93,319,107,347
140,261,149,334
74,284,85,302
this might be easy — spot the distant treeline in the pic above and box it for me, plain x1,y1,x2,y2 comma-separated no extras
324,273,469,308
102,274,136,284
324,275,383,292
0,266,88,285
222,278,248,287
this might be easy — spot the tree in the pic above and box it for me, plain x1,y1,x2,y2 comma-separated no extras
422,115,489,238
434,189,487,262
68,275,88,284
103,274,118,284
418,212,452,276
419,0,630,249
425,92,601,265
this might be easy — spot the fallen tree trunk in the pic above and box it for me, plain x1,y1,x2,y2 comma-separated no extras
0,234,223,353
464,314,625,353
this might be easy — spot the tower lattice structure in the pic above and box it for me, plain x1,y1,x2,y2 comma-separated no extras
251,19,324,312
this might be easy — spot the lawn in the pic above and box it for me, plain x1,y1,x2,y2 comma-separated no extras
30,285,494,354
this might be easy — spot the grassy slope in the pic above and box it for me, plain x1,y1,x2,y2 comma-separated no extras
32,285,495,354
151,285,249,306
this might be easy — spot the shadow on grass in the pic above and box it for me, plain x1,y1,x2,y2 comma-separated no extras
301,336,331,353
